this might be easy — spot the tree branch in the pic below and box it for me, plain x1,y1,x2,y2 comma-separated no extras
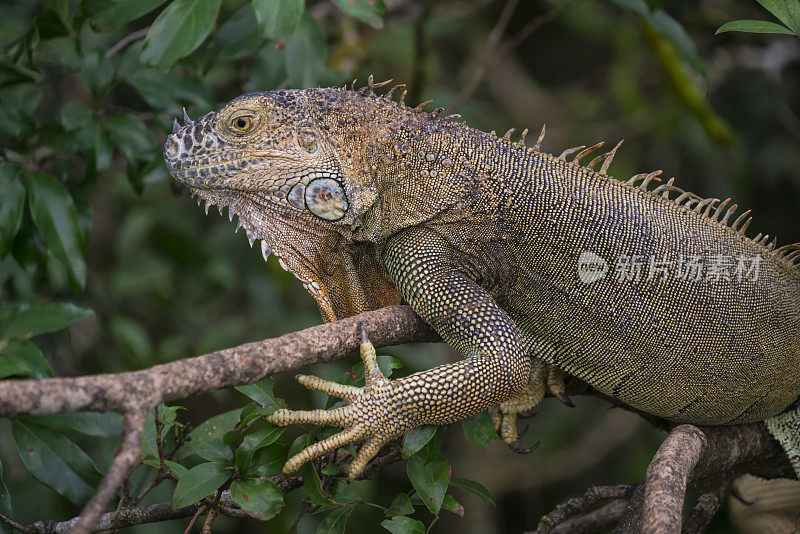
0,305,437,417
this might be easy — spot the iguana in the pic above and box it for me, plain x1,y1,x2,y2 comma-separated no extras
163,78,800,480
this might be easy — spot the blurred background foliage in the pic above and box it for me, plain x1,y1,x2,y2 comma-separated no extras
0,0,798,532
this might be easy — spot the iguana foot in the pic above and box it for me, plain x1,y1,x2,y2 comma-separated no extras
267,325,406,479
492,361,573,452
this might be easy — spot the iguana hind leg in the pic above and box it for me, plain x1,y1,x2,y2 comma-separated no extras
765,403,800,478
492,361,573,450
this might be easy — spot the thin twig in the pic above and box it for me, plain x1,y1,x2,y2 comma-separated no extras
0,513,34,533
451,3,560,109
72,410,148,534
534,484,634,533
105,28,148,59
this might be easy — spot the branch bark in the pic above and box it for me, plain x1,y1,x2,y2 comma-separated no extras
0,305,437,417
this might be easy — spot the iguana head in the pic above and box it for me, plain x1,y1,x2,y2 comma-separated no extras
163,89,402,321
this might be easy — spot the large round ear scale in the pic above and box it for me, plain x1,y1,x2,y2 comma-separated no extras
305,177,348,221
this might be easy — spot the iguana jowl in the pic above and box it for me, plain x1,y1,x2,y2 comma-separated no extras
164,78,800,478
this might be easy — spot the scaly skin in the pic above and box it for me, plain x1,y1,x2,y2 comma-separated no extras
164,79,800,478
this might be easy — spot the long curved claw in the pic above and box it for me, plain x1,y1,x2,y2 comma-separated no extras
266,326,402,479
546,366,575,407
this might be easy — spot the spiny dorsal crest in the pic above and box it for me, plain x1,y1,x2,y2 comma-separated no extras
343,79,800,269
532,132,798,268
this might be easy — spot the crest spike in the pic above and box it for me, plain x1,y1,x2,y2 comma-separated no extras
731,209,751,231
599,140,623,175
639,170,662,190
504,128,515,140
385,83,405,100
518,128,529,146
573,141,603,165
415,100,433,111
558,145,585,161
533,124,546,151
182,107,191,125
720,203,738,225
738,217,752,236
711,198,730,222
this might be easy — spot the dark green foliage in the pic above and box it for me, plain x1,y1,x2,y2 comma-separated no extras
0,1,797,532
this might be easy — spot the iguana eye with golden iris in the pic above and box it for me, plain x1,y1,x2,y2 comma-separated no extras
231,116,252,132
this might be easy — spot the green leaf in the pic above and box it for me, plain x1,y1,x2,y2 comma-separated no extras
190,437,231,463
236,377,279,411
231,478,284,520
715,20,796,35
187,410,241,451
249,442,288,477
0,339,51,378
27,172,88,290
121,68,211,111
442,494,464,516
461,412,495,450
234,424,284,476
60,102,93,131
384,493,414,517
172,461,230,509
12,421,100,504
253,0,304,42
141,404,183,459
317,504,355,534
283,12,327,87
205,4,261,62
20,412,122,437
91,0,169,32
757,0,800,34
0,163,25,259
0,303,93,340
300,462,332,506
402,425,437,458
104,115,153,163
0,461,12,534
141,0,223,69
451,477,494,505
406,448,450,515
80,48,114,95
381,516,425,534
332,0,386,29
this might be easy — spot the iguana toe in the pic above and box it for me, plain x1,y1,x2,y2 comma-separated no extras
493,361,572,448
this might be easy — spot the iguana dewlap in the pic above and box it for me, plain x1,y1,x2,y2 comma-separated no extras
164,79,800,478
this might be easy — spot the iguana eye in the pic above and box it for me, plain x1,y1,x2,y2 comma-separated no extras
232,116,252,132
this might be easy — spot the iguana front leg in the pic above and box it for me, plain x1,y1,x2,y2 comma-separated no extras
268,227,532,478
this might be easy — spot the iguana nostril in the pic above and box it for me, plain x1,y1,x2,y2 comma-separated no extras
165,137,180,159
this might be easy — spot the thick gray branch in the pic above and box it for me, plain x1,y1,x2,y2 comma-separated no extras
0,305,437,417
